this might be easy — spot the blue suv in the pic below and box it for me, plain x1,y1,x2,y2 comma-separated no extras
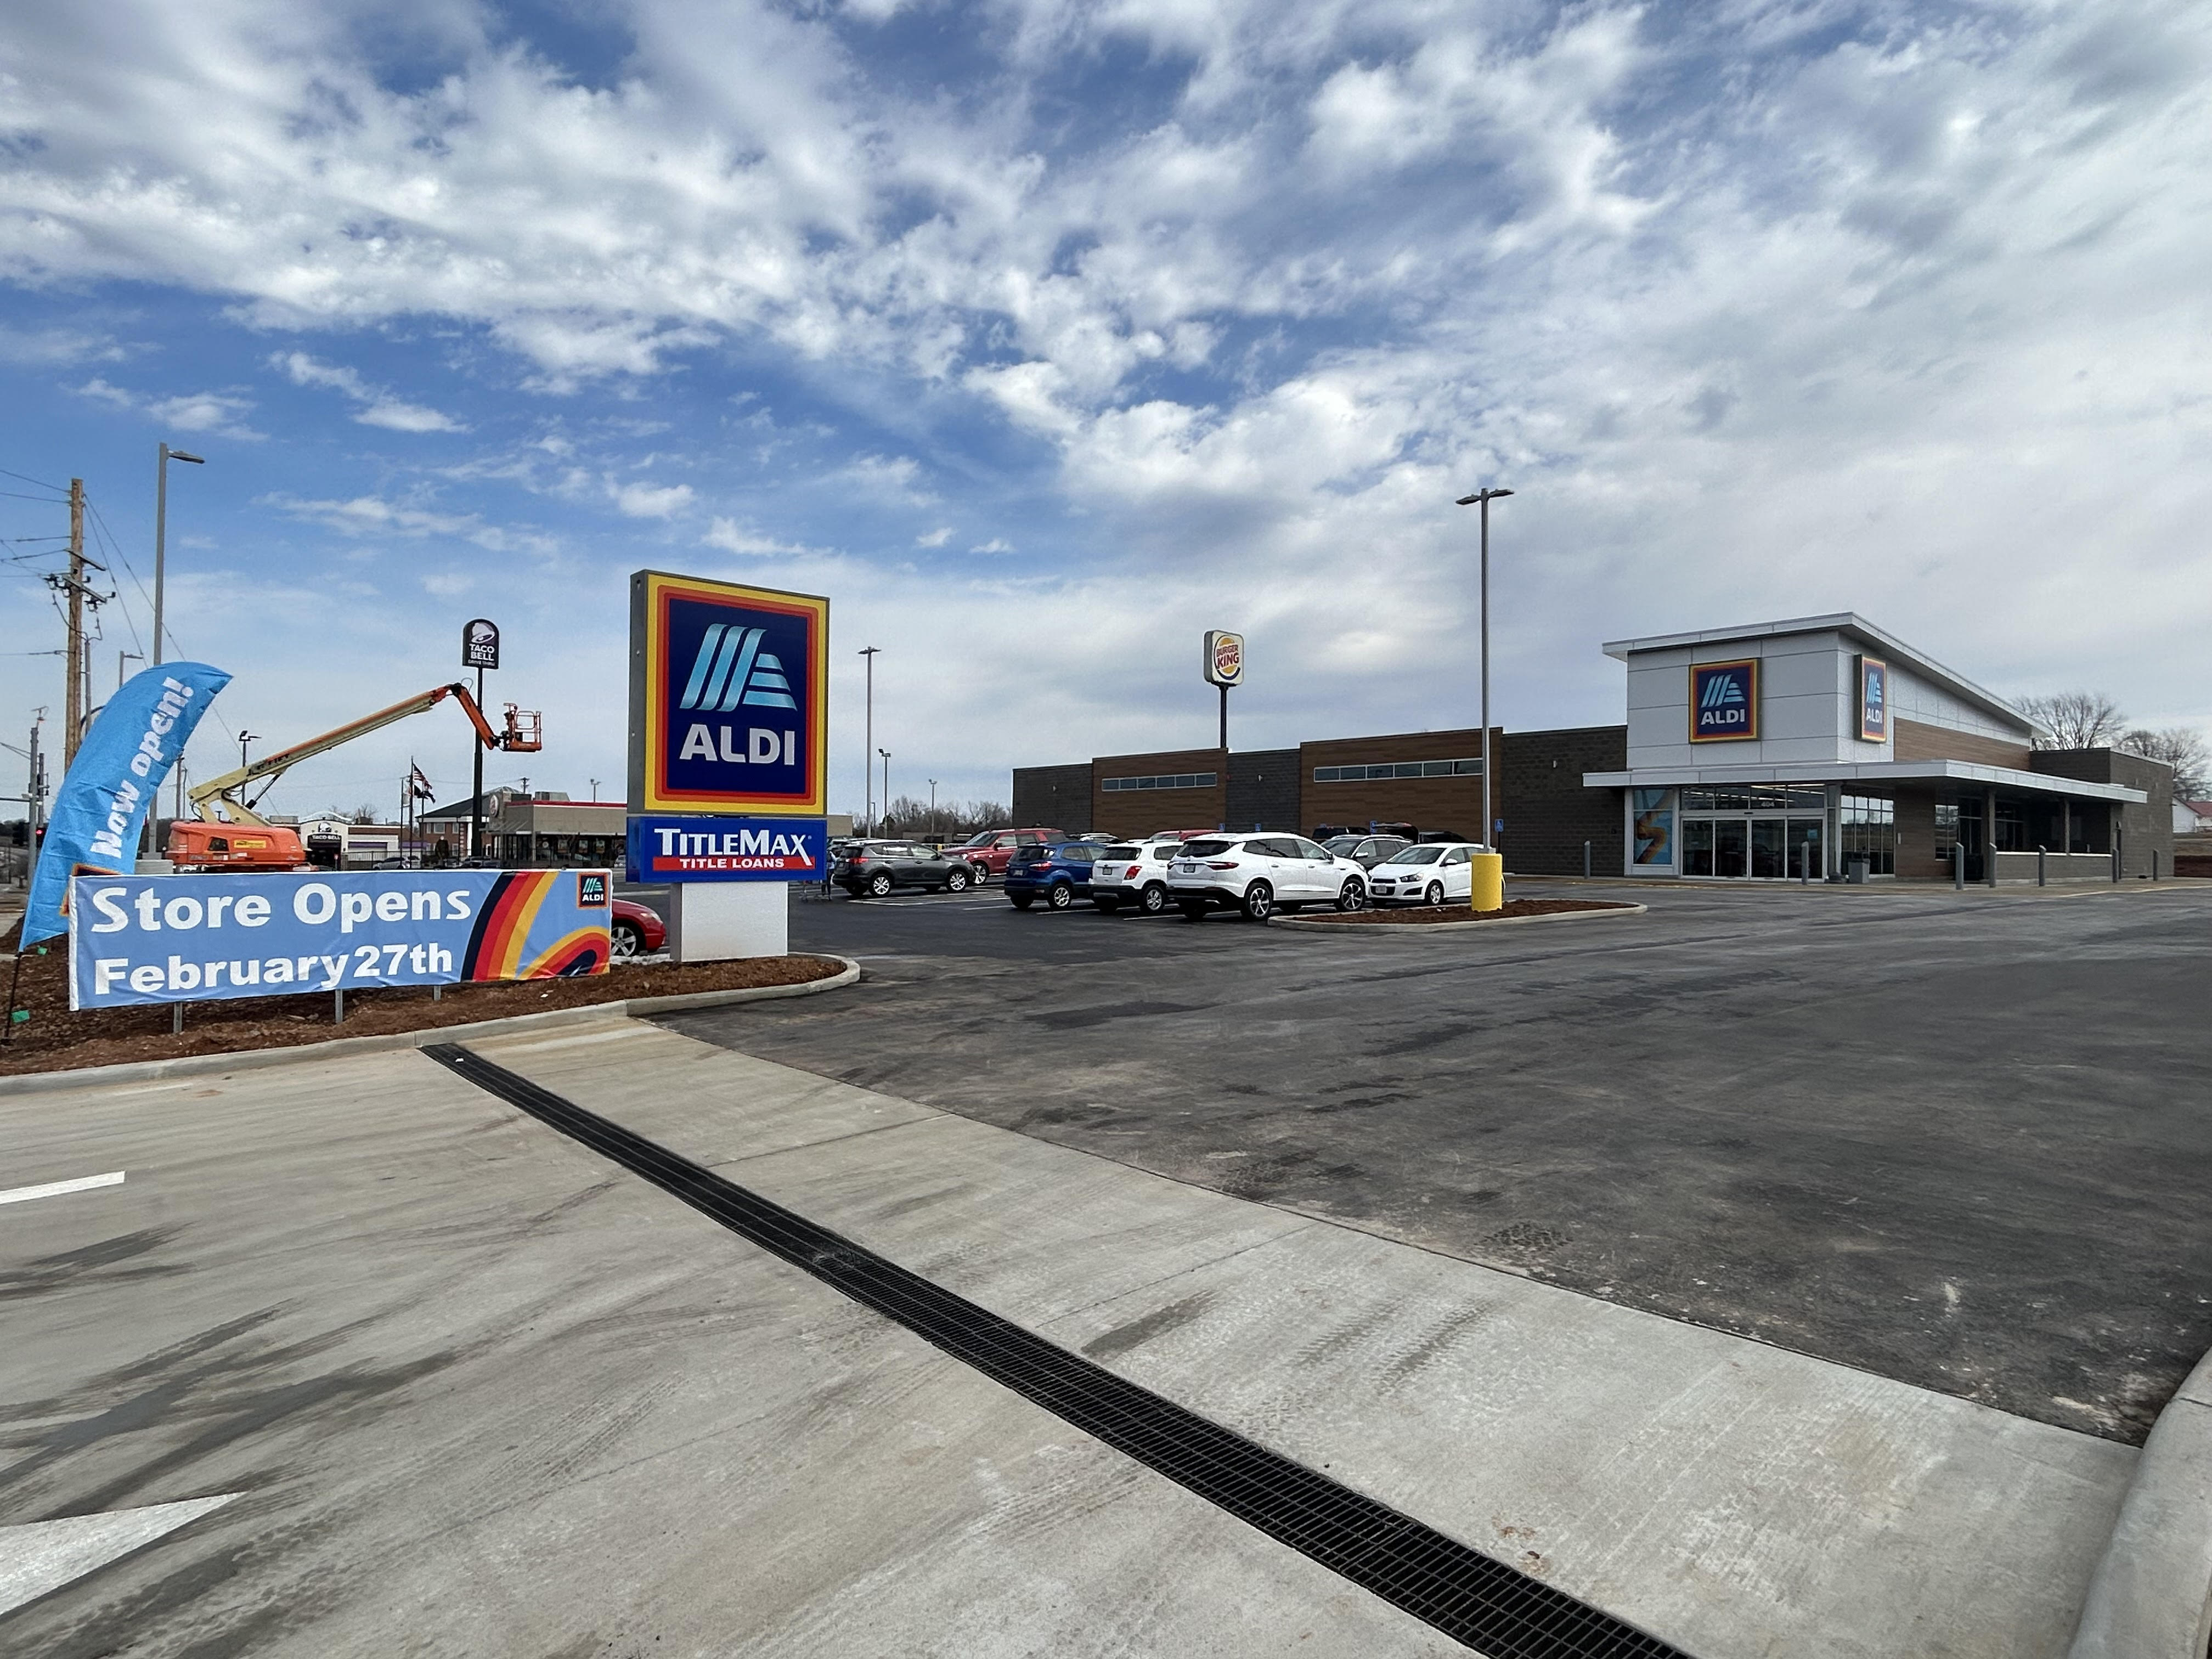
1005,842,1105,911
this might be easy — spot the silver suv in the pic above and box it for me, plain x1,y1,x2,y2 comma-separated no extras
1166,834,1369,922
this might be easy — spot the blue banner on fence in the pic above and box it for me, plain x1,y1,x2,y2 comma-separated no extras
24,662,232,946
625,815,827,882
67,868,612,1009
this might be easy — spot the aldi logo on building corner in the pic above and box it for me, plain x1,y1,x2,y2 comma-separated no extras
1689,659,1759,742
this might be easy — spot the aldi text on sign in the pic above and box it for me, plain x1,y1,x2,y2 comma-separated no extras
626,815,827,882
629,571,828,816
69,869,611,1009
1858,655,1889,742
1689,659,1759,743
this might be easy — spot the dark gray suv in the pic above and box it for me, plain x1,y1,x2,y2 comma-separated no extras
833,840,974,897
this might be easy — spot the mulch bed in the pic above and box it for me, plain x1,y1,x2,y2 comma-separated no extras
1299,899,1639,926
0,919,844,1077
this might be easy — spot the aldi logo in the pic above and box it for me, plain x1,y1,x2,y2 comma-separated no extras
629,572,828,816
1690,659,1759,742
1858,654,1889,742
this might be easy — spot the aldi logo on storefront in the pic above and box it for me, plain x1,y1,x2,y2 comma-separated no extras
1689,659,1759,742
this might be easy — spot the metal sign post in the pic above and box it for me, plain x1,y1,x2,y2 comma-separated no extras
461,620,500,859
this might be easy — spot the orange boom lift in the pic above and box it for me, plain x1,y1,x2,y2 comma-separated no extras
169,684,541,872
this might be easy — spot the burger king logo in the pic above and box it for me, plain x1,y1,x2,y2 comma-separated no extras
1205,630,1244,686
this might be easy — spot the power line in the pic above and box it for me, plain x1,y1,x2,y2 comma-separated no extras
0,464,67,494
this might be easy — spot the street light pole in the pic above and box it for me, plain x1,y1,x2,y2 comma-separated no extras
1454,487,1513,852
879,748,890,828
153,443,206,668
238,729,259,774
857,646,880,831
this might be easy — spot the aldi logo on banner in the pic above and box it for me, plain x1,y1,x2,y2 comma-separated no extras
627,815,827,882
1689,659,1759,742
1858,654,1889,742
629,571,828,816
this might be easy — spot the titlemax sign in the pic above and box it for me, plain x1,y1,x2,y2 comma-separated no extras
625,814,828,883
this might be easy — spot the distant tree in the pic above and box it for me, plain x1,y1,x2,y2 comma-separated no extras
877,795,1012,840
2017,691,2127,751
2120,727,2210,803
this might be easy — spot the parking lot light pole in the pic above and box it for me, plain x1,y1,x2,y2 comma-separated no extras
153,444,206,669
1454,487,1513,854
879,749,890,829
858,646,880,832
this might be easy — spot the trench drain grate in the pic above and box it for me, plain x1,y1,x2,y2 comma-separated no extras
423,1042,1692,1659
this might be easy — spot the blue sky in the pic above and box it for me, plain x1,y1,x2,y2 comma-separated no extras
4,0,2209,822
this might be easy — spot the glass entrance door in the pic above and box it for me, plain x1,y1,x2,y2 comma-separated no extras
1788,821,1823,880
1713,818,1747,877
1680,812,1825,878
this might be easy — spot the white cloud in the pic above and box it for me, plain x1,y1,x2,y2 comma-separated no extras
421,572,474,597
76,377,263,438
915,526,952,546
969,537,1014,554
704,517,820,556
262,493,556,556
272,351,464,432
611,480,695,518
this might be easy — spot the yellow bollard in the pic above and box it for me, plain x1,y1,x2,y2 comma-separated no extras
1468,851,1504,913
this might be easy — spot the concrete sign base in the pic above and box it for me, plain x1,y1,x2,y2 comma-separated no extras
668,881,787,962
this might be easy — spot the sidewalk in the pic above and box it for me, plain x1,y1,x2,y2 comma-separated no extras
465,1017,2134,1657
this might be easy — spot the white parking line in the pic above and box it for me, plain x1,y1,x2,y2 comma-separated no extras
0,1171,127,1207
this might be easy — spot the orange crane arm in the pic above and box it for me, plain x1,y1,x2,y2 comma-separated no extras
189,683,538,825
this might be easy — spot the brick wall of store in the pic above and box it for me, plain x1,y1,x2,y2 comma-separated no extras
2032,749,2175,876
1893,783,1949,879
1011,763,1093,831
1226,748,1300,832
1090,747,1229,836
1297,727,1499,836
1499,726,1628,874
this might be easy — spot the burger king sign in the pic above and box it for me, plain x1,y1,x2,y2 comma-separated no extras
1204,630,1244,688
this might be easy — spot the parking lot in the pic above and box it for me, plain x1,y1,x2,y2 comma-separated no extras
667,876,2212,1443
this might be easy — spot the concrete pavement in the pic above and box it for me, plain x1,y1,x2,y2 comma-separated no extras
3,1014,2141,1654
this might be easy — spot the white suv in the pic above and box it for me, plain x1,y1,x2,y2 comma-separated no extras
1166,834,1370,922
1088,839,1186,915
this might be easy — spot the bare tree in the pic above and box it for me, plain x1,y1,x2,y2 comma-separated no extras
877,795,1013,842
2120,727,2210,803
2017,691,2127,751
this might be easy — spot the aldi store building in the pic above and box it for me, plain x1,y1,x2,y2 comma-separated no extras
1013,614,2174,882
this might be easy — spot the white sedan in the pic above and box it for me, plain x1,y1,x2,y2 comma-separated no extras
1365,843,1487,906
1166,833,1370,922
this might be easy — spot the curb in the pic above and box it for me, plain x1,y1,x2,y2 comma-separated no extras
0,956,861,1097
1271,904,1647,935
2069,1345,2212,1658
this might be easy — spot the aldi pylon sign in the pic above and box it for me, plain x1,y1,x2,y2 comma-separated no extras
628,571,830,817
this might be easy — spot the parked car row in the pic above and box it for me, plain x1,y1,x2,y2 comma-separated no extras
997,833,1492,921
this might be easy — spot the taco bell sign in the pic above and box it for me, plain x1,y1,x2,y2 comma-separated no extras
628,571,828,818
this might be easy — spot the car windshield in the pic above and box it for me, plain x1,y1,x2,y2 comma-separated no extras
1179,839,1235,857
1323,836,1362,853
1385,845,1446,865
1102,845,1140,859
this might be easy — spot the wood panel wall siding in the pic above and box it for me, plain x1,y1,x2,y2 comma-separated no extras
1297,727,1502,838
1090,747,1229,836
1893,717,2034,770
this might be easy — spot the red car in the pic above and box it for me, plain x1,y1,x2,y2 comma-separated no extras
949,827,1068,880
610,897,667,961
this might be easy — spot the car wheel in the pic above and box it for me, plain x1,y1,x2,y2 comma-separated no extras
611,919,644,960
1011,895,1035,910
1336,878,1367,912
1047,882,1074,911
1094,895,1122,913
1138,882,1167,915
1424,881,1444,907
1240,881,1274,922
868,872,894,898
1178,899,1207,922
945,867,970,892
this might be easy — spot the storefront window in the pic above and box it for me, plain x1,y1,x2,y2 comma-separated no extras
1995,799,2030,852
1632,788,1674,866
1837,792,1895,875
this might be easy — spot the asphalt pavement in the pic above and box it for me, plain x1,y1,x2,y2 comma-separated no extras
667,877,2212,1443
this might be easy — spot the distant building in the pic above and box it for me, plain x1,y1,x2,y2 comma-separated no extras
419,788,627,866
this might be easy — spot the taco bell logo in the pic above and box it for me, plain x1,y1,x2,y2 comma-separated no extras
1690,661,1758,741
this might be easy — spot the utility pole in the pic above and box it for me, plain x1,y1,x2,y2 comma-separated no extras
63,479,84,767
857,646,880,832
